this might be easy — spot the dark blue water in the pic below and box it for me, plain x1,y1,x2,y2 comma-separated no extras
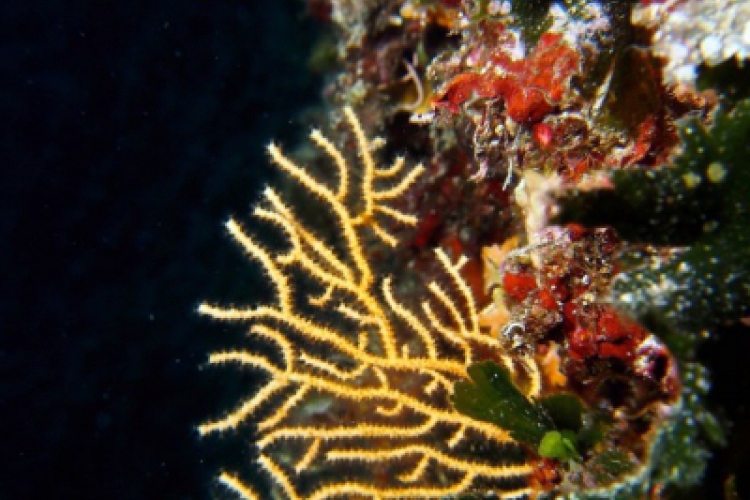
0,1,321,498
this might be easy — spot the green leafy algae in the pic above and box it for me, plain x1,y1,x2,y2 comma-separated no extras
538,393,585,433
452,360,554,445
539,430,580,460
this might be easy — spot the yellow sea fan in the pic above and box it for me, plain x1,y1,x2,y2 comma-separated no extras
199,107,539,500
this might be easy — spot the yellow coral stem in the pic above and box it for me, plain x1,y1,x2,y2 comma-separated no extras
217,472,261,500
326,444,533,478
201,107,537,499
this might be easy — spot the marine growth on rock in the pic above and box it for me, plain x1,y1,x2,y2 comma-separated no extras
200,1,750,499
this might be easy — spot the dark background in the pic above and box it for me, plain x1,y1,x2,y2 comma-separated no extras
0,1,321,498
